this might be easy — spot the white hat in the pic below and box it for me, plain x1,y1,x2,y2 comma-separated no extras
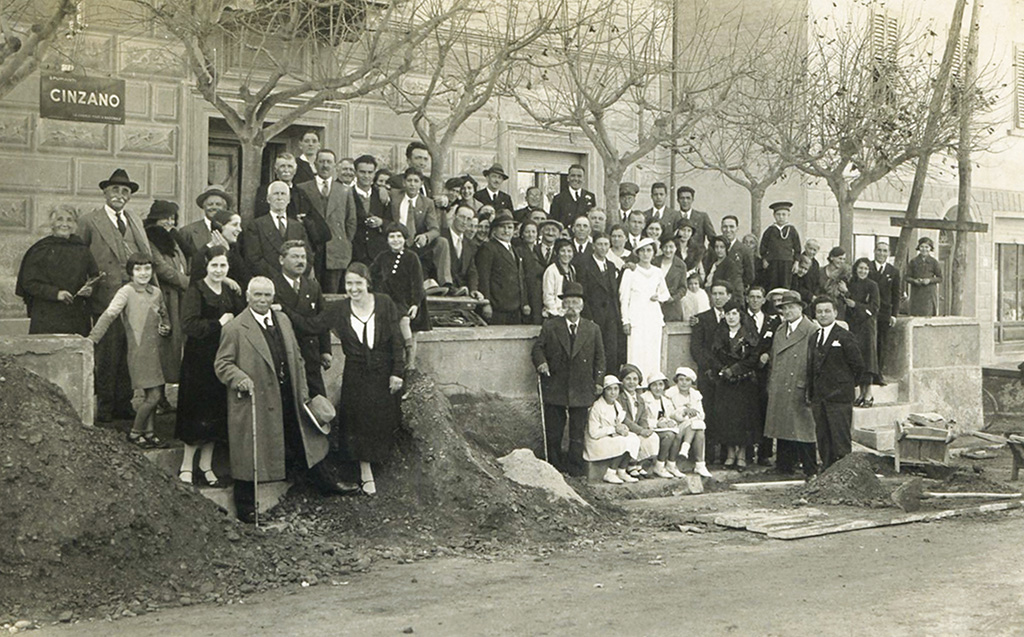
646,371,669,389
601,375,622,389
634,237,657,252
673,367,697,382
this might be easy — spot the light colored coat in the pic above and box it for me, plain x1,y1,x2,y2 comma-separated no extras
297,178,357,269
764,316,817,443
77,206,152,313
214,309,329,481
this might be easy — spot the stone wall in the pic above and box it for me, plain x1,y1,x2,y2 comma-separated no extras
0,335,94,426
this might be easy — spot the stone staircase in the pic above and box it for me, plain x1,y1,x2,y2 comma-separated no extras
143,446,291,519
851,381,909,453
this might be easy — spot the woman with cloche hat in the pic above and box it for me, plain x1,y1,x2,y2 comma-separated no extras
585,375,642,484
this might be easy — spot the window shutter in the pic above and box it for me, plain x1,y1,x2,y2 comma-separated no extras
1016,45,1024,129
871,13,898,62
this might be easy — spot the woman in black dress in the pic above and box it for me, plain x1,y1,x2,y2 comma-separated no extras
846,257,881,407
332,263,405,496
709,298,762,469
517,220,546,325
371,223,429,366
174,246,245,486
15,206,98,336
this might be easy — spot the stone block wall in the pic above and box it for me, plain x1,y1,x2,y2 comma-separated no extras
0,335,94,426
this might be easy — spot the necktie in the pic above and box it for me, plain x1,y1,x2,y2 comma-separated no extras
116,213,126,236
276,215,286,236
572,191,578,202
320,179,329,198
292,277,300,293
264,316,273,330
818,329,825,348
568,322,577,344
454,235,462,259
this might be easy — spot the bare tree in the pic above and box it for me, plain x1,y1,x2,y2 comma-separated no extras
0,0,80,99
381,0,569,196
514,0,767,211
756,5,989,253
132,0,460,217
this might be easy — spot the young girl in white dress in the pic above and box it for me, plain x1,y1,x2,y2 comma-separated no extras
664,367,713,478
586,376,642,485
642,371,687,478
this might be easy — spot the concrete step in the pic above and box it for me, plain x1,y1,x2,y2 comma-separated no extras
851,402,911,430
871,382,902,405
143,448,291,517
852,422,896,452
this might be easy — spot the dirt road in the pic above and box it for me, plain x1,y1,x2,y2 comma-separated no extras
40,506,1024,637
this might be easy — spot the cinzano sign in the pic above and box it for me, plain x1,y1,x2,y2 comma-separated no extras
40,75,125,124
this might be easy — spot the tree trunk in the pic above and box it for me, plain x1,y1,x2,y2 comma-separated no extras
895,0,969,268
950,0,981,316
428,139,451,205
238,138,265,222
837,196,855,255
749,186,765,237
603,162,624,215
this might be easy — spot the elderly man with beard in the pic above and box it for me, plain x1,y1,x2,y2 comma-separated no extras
532,281,605,476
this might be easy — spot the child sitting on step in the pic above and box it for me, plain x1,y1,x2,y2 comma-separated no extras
664,367,713,478
585,376,641,484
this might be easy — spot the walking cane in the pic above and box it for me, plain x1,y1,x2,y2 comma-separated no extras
537,374,548,462
250,389,259,528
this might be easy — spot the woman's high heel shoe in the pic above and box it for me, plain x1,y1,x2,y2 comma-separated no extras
201,470,224,488
862,397,874,408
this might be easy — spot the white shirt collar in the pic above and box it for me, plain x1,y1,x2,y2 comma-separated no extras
250,308,272,325
404,193,418,206
282,273,300,289
788,317,803,332
355,185,371,198
488,189,500,198
497,238,513,251
570,188,581,199
203,217,212,232
819,322,835,341
104,205,125,225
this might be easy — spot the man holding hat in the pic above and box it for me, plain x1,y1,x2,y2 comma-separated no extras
476,211,529,324
532,281,605,475
615,181,640,226
759,201,802,289
78,168,153,422
764,290,819,476
215,276,357,523
549,163,596,228
475,164,514,213
180,185,234,262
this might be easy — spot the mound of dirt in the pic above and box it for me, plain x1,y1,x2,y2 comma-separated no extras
449,392,543,458
938,469,1020,494
0,357,361,623
282,371,612,548
795,453,893,508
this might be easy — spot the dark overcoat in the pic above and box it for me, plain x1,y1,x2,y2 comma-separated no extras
531,316,605,408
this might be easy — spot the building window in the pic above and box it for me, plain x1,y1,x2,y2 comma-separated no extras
853,233,899,262
997,243,1024,323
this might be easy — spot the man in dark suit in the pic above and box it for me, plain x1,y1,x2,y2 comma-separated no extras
612,181,639,226
689,282,732,456
675,186,716,255
180,185,232,261
716,214,756,297
570,215,593,256
387,141,434,198
476,211,528,324
869,239,901,380
273,240,331,399
244,181,311,280
534,219,562,268
808,295,865,470
294,130,320,184
574,232,620,369
77,168,153,422
350,154,389,266
532,281,605,476
474,164,514,212
254,154,300,219
747,285,781,465
390,167,452,286
644,182,681,231
514,186,546,223
442,204,483,297
548,164,596,228
295,149,355,293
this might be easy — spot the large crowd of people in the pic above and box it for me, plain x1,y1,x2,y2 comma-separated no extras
13,131,941,517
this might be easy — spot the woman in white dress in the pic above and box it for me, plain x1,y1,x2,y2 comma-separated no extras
586,375,642,484
619,237,670,382
541,238,577,318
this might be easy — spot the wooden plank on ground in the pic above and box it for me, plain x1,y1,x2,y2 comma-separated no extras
731,480,806,491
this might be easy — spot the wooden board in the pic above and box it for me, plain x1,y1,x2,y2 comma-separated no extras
889,217,988,232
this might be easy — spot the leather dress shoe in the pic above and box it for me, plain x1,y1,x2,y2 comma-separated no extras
237,509,257,524
318,480,361,496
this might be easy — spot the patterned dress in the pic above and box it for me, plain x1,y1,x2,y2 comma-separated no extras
89,283,168,390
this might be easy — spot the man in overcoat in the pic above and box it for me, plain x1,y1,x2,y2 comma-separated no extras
244,181,311,279
474,164,514,212
78,168,153,422
764,291,819,476
808,295,865,470
532,281,605,476
272,241,331,399
689,282,731,458
179,185,233,261
573,232,620,370
215,277,355,523
476,211,529,324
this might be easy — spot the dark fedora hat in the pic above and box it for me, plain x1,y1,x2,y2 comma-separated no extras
559,281,585,300
492,210,515,227
146,199,179,221
776,290,805,308
195,184,235,209
99,168,139,193
482,163,509,180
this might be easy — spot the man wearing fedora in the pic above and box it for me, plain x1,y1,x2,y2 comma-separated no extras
764,290,819,476
215,276,357,523
532,281,605,476
179,185,234,262
474,164,514,213
476,211,528,324
77,168,154,422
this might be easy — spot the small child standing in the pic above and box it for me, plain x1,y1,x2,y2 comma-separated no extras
664,367,713,478
585,376,641,484
89,252,171,448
